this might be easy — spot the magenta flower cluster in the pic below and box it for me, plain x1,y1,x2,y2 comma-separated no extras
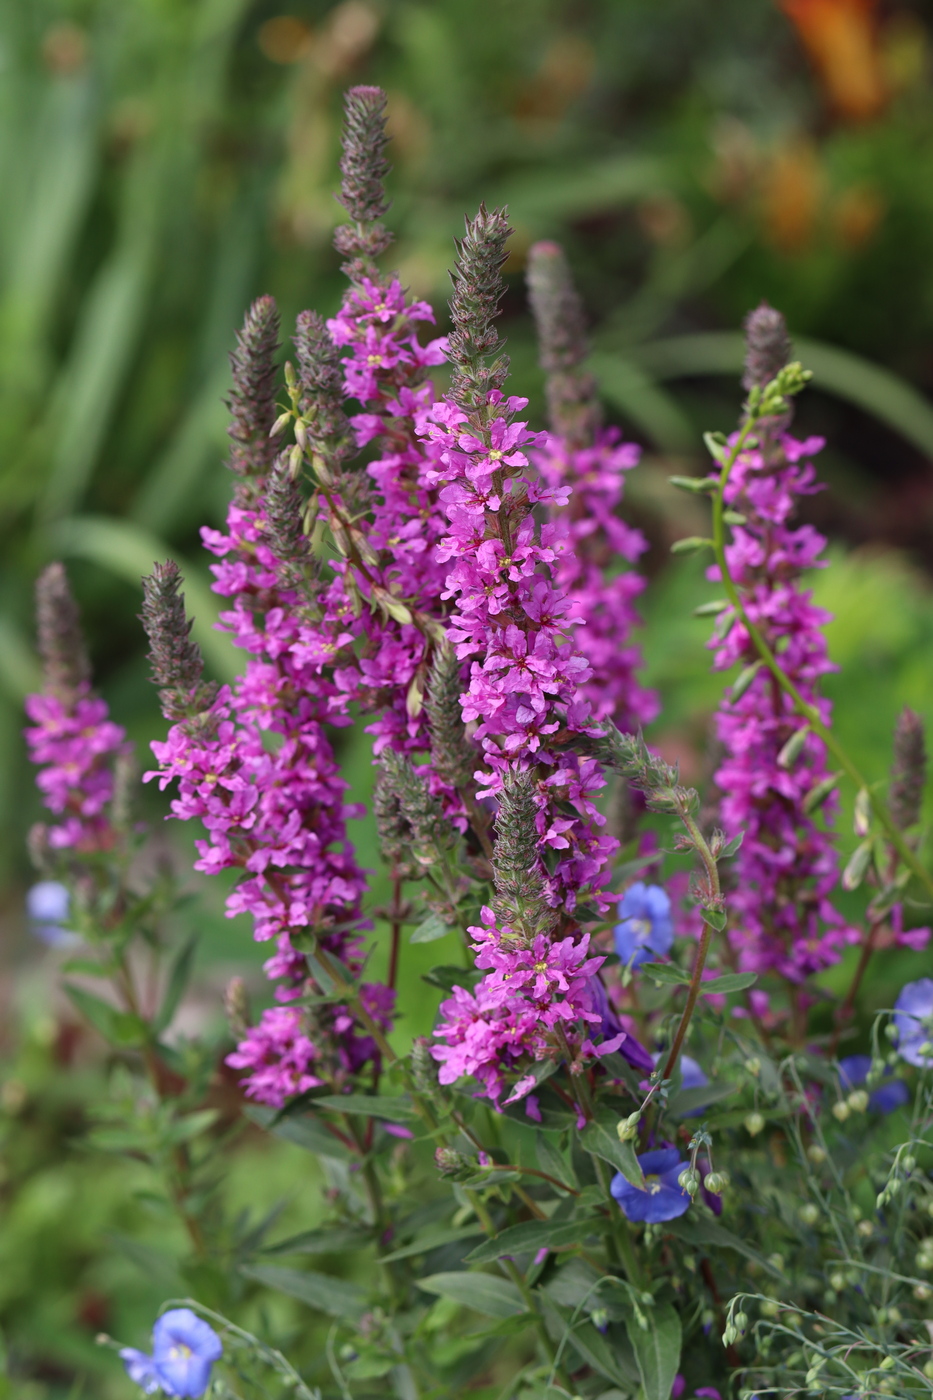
25,690,130,853
708,433,856,981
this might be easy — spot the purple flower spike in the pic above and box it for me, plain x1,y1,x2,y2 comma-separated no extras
894,979,933,1068
614,883,673,968
610,1148,691,1223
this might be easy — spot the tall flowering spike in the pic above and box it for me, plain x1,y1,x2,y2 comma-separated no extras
27,563,130,854
140,561,217,722
492,771,554,938
375,749,454,872
708,310,852,982
526,240,600,447
293,309,350,450
262,457,320,601
890,706,927,831
425,645,477,789
446,203,512,412
227,295,280,482
742,301,793,394
333,85,393,266
35,562,90,700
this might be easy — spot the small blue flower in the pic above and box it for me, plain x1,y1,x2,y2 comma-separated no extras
121,1308,222,1398
26,880,79,948
839,1054,909,1114
614,883,673,968
894,978,933,1068
610,1148,691,1223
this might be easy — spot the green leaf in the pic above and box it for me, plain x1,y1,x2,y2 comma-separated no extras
580,1120,644,1190
804,772,843,814
244,1106,351,1160
240,1263,367,1320
666,1214,782,1276
702,972,757,995
667,1080,737,1117
312,1094,416,1120
168,1108,219,1144
692,598,730,616
417,1272,527,1318
639,962,690,986
410,912,452,944
65,985,148,1047
730,660,762,700
625,1301,682,1400
719,832,744,858
422,965,481,993
378,1226,483,1264
153,934,197,1034
670,536,713,555
540,1296,637,1389
466,1217,602,1264
535,1131,578,1192
669,474,717,494
701,904,727,932
263,1225,372,1257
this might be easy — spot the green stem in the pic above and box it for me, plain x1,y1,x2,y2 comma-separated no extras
711,426,933,902
661,809,720,1083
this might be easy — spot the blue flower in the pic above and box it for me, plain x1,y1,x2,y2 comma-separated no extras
894,979,933,1068
120,1308,222,1398
614,883,673,968
26,880,79,948
610,1148,691,1223
839,1054,909,1114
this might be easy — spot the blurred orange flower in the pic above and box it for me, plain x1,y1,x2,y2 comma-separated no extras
779,0,888,120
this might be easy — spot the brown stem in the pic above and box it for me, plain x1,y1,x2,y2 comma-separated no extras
830,915,885,1055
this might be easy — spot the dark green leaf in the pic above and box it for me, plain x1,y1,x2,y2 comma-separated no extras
466,1217,602,1264
581,1121,644,1190
666,1215,782,1276
720,832,744,858
625,1301,681,1400
667,1080,737,1117
263,1225,371,1257
153,934,197,1034
639,962,690,986
379,1226,483,1263
540,1296,638,1389
422,965,481,993
535,1132,578,1192
65,985,148,1047
244,1106,351,1160
670,536,713,555
731,661,762,701
240,1263,367,1320
702,972,757,995
312,1094,416,1120
417,1272,526,1318
410,912,452,944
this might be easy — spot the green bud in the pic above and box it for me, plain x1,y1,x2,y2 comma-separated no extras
847,1089,869,1113
856,1219,874,1238
925,1360,933,1381
670,535,714,555
733,1311,749,1334
829,1271,846,1292
670,473,718,494
745,1057,761,1077
777,727,809,770
803,772,842,814
744,1111,765,1137
903,1154,917,1173
799,1203,819,1225
731,661,763,702
807,1144,827,1165
879,1356,895,1371
678,1167,700,1196
854,785,872,837
913,1283,932,1301
617,1111,641,1142
831,1100,850,1122
704,1171,727,1194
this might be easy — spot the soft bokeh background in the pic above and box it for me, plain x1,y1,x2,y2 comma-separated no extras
4,0,933,1392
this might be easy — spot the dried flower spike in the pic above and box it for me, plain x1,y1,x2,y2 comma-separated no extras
227,295,281,481
35,561,90,700
890,706,927,831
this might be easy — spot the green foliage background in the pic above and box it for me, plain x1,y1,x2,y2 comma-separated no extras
3,0,933,1392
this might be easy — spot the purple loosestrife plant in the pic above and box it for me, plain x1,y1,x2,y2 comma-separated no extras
28,82,933,1400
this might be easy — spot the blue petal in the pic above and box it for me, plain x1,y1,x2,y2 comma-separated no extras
120,1349,162,1395
838,1055,871,1089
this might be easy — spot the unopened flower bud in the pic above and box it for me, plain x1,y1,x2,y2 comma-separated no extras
733,1311,749,1334
744,1111,764,1137
925,1359,933,1382
678,1167,700,1196
617,1111,641,1142
744,1056,761,1077
704,1171,727,1194
434,1147,470,1177
832,1100,850,1122
829,1271,846,1292
913,1283,932,1301
799,1203,819,1225
856,1219,874,1237
887,1306,902,1323
903,1154,917,1174
807,1145,827,1165
847,1089,869,1113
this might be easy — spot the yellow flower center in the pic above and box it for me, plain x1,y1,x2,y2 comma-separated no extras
645,1175,662,1195
488,449,503,460
630,917,651,939
169,1344,193,1360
